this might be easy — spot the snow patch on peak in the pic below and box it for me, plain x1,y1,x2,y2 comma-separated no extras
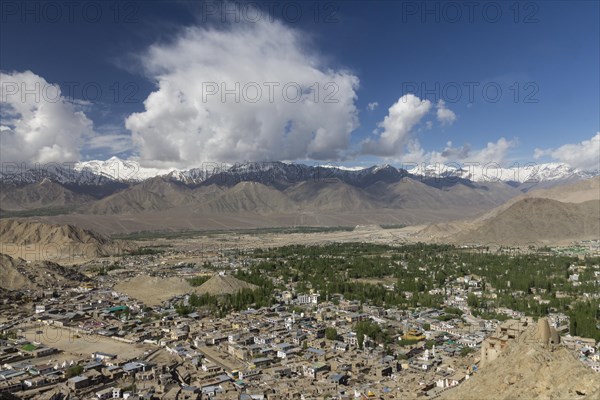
409,162,595,183
372,164,396,173
319,164,367,171
74,158,179,182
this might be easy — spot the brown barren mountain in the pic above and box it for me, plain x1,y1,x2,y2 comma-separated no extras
87,177,198,214
455,198,599,245
418,177,600,245
284,179,380,211
0,179,94,211
197,181,296,214
82,175,521,216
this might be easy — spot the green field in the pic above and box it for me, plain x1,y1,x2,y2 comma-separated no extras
22,344,37,352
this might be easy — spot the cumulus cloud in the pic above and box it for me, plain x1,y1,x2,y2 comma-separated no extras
125,17,359,167
403,137,516,165
361,94,431,157
399,139,426,164
436,99,457,126
534,133,600,171
468,137,515,164
429,141,471,163
367,102,378,111
0,71,95,163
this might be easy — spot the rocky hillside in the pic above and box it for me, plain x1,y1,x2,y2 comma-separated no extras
441,322,600,400
0,219,126,260
0,253,90,292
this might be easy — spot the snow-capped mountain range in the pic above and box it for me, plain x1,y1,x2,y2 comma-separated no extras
0,156,596,186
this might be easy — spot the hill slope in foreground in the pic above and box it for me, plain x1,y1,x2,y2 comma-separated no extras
440,322,600,400
0,253,89,292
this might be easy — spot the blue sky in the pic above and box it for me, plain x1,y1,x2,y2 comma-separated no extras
1,0,598,170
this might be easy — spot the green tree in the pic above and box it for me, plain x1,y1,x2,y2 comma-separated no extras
460,347,475,357
325,327,338,341
65,365,83,378
467,294,479,308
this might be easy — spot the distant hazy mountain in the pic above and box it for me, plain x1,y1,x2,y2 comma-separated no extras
0,178,95,211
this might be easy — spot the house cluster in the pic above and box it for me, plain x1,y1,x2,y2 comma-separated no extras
562,335,600,373
1,285,487,399
1,250,599,398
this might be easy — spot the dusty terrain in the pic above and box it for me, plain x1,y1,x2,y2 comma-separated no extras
132,224,420,253
115,274,259,306
29,208,479,235
114,275,194,306
22,325,151,361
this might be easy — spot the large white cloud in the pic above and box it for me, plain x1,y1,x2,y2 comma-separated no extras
125,18,359,167
0,71,95,163
534,133,600,171
361,94,431,157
